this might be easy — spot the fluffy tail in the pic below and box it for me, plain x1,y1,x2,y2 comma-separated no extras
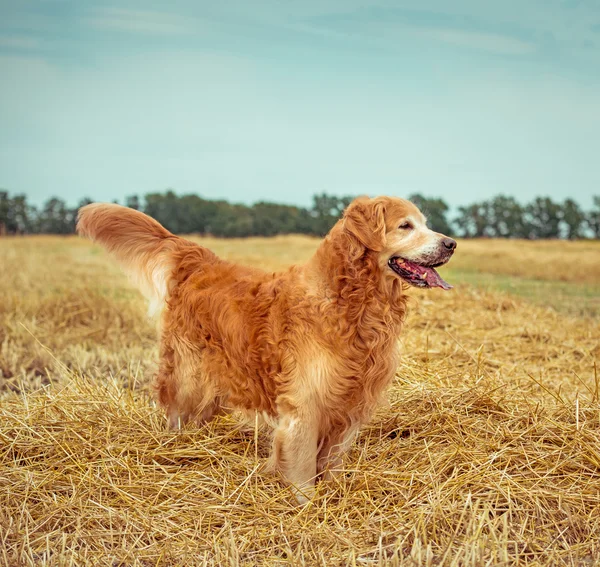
77,203,181,317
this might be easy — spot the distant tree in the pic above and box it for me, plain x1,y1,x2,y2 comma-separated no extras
175,194,207,233
125,195,140,210
488,195,528,238
143,191,184,233
0,191,37,234
311,193,352,236
525,197,561,239
211,202,254,237
9,194,36,234
561,198,585,240
586,196,600,238
0,190,10,235
408,194,452,235
37,197,75,234
454,201,492,238
188,197,223,235
295,207,317,234
251,202,308,236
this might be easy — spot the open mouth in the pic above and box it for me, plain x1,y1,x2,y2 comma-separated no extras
388,257,452,290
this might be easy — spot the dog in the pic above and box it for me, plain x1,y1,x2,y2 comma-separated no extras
77,196,456,502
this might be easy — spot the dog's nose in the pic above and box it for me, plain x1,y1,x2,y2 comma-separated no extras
442,237,457,251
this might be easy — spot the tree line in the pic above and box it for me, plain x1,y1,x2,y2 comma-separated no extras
1,189,599,239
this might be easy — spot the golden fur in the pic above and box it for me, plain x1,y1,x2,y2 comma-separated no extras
77,196,455,502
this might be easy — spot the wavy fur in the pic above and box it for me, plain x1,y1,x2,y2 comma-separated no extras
77,197,454,502
77,204,193,317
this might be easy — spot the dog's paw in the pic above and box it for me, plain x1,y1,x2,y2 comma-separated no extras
290,483,315,505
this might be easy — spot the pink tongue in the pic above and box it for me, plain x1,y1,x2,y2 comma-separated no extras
422,267,452,290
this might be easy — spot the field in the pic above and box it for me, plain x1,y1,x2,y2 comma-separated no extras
1,235,600,566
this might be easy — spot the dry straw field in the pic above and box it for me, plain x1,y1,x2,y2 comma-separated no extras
1,234,599,566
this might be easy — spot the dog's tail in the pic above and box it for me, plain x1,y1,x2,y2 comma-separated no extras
77,203,182,317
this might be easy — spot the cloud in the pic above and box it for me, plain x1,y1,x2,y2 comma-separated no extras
292,19,537,56
288,23,356,41
85,8,199,35
291,5,540,57
412,27,537,55
0,35,39,50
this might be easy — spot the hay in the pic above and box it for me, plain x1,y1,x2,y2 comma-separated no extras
1,235,599,566
436,238,600,284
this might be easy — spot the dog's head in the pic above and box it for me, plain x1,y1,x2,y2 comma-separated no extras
342,196,456,290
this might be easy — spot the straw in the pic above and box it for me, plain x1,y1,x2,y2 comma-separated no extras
1,235,599,566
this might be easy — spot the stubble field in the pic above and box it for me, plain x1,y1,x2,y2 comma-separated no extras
1,235,599,566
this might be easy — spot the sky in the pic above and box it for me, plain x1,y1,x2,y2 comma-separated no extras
0,1,599,209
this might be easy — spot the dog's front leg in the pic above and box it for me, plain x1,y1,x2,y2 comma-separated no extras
271,412,319,504
317,422,360,481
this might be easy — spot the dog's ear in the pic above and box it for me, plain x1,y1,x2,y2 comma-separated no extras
343,197,387,252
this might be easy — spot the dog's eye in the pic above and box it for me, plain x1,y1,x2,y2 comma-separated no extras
398,221,413,230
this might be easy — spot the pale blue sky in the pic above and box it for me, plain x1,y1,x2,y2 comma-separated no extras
1,0,599,208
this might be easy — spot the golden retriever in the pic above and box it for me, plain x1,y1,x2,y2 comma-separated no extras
77,196,456,502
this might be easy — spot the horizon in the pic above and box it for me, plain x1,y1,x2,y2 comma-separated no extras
1,1,599,209
1,187,596,212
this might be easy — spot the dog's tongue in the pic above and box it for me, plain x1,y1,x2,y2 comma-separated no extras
396,258,453,290
421,266,452,290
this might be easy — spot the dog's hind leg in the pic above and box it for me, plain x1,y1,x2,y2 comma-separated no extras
192,396,230,426
164,394,225,430
160,379,223,430
155,340,222,429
